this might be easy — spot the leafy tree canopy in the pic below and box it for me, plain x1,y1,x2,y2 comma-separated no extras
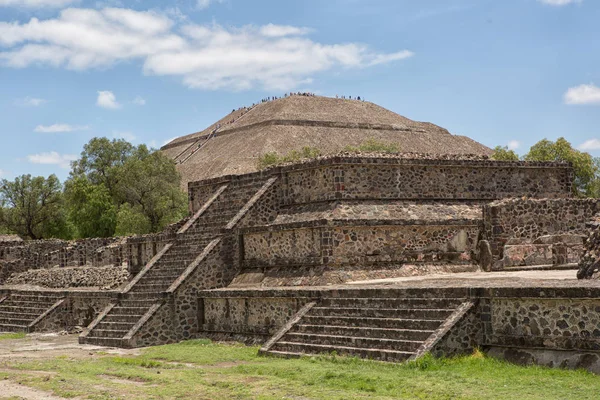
491,146,519,161
0,174,70,239
64,176,117,238
523,138,598,197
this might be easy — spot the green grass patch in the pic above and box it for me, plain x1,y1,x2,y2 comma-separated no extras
1,339,599,399
0,332,26,340
344,138,400,154
257,146,321,169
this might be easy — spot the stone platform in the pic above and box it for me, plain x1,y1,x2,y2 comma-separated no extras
198,269,600,372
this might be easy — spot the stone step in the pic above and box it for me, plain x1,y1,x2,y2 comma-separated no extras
138,272,183,282
155,259,194,268
0,316,35,326
293,324,434,341
95,321,136,331
320,297,465,309
80,336,125,347
108,306,149,315
121,294,163,302
91,329,128,339
302,315,443,330
8,294,61,302
283,332,423,352
102,314,142,323
0,323,29,333
0,304,48,314
0,310,41,319
142,271,183,281
270,342,414,362
309,307,454,320
129,284,168,293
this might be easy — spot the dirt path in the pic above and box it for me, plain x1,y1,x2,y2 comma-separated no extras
0,379,70,400
0,333,138,363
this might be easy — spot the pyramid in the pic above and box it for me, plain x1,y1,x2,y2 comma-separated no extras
161,95,492,187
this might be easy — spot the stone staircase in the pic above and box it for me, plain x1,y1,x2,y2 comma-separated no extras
0,291,65,333
261,296,468,362
81,176,276,347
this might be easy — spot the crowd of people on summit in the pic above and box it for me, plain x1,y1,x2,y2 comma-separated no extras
224,93,365,126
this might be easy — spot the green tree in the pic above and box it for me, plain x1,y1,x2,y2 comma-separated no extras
0,174,70,239
115,145,187,233
114,203,152,236
64,176,117,238
66,138,187,237
524,137,598,197
491,146,519,161
70,137,135,198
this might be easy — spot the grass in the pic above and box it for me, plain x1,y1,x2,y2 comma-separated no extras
257,146,321,169
0,332,26,340
344,138,401,154
0,340,599,399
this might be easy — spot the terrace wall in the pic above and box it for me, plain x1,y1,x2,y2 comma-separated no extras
483,199,600,269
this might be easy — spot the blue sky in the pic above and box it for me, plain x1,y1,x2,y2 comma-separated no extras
0,0,598,181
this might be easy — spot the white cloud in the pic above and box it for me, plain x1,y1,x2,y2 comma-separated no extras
0,169,4,177
27,151,77,169
507,140,520,150
259,24,312,37
97,90,120,109
16,96,46,106
537,0,581,5
579,139,600,151
112,131,136,142
0,0,79,8
0,7,413,91
196,0,224,10
564,84,600,105
132,95,146,105
34,123,89,132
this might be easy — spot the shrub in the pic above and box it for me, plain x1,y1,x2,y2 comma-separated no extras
257,147,321,169
344,138,400,154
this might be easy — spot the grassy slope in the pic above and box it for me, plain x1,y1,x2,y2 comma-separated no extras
0,339,598,400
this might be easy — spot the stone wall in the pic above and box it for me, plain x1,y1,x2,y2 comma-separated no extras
278,157,572,205
483,198,600,268
243,224,479,268
32,291,116,333
0,219,186,286
188,156,572,213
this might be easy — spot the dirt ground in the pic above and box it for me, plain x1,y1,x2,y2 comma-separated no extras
0,334,136,400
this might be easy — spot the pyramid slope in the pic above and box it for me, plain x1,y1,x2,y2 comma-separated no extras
161,95,492,187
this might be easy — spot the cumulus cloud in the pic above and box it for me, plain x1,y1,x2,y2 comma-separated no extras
537,0,581,5
259,24,312,37
27,151,77,169
97,90,120,109
132,95,146,105
507,140,520,150
34,123,89,132
15,96,46,106
564,84,600,105
196,0,224,10
0,7,413,91
0,0,78,8
579,139,600,151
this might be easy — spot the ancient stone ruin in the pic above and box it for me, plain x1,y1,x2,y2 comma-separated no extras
1,95,600,372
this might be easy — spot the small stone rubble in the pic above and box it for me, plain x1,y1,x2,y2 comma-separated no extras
5,264,129,289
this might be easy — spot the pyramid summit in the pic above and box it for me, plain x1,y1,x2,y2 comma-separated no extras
161,94,492,187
